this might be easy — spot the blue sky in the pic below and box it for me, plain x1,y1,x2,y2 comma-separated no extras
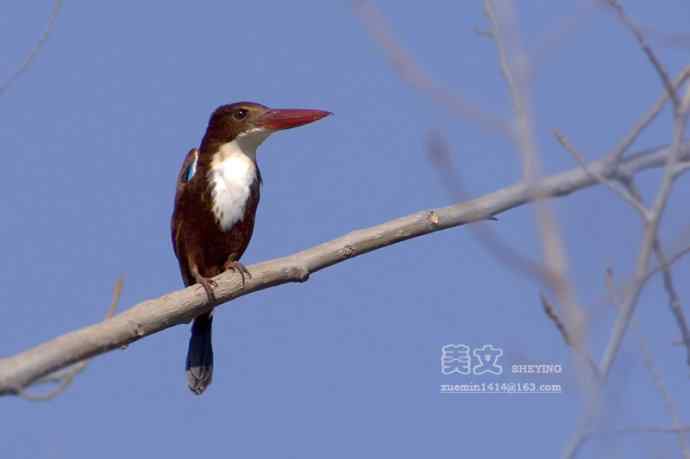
1,1,689,458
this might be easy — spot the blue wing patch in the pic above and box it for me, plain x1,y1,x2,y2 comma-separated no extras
185,153,198,182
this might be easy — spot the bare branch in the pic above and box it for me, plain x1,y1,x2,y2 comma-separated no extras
673,161,690,177
0,143,684,396
554,129,651,219
530,1,600,72
540,293,572,346
483,0,575,308
0,0,63,97
608,65,690,163
654,246,690,365
484,3,591,402
426,130,555,286
645,243,690,284
620,180,690,365
17,277,124,401
683,84,690,114
540,293,602,382
604,0,680,110
352,0,510,135
638,332,690,456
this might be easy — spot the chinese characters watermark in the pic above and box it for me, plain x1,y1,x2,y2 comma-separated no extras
441,344,503,375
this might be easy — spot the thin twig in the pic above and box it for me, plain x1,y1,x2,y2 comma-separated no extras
17,277,124,401
540,293,571,345
540,293,601,381
606,241,690,351
605,0,680,110
427,130,555,286
683,84,690,114
607,65,690,163
644,244,690,284
554,129,650,219
484,0,589,397
484,0,575,309
673,161,690,177
638,332,690,457
530,1,600,73
621,180,690,365
0,0,63,97
352,0,510,136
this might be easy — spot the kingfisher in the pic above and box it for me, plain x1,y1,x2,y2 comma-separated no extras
171,101,331,394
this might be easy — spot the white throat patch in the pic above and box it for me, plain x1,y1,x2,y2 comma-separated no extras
209,129,270,231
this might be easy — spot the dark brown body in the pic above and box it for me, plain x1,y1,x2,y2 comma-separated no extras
171,148,261,286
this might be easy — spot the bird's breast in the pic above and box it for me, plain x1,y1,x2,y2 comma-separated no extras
209,150,258,232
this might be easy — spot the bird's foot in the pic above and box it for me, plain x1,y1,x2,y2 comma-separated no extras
196,276,217,302
223,260,252,287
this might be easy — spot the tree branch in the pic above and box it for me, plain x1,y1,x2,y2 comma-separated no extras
352,0,509,136
0,143,687,396
17,277,124,401
0,0,63,97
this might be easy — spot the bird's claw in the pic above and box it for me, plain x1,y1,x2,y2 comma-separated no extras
224,261,252,287
197,277,217,302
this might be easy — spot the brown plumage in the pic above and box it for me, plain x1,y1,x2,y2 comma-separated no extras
172,147,260,293
171,102,331,394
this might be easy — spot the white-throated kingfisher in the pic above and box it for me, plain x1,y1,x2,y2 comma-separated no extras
171,102,331,394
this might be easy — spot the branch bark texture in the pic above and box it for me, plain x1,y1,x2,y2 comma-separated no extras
0,143,686,395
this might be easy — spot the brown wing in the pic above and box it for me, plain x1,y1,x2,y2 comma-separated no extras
171,148,199,286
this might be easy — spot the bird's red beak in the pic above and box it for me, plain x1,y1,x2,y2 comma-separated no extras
257,108,332,130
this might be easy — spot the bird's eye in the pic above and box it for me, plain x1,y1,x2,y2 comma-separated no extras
233,109,248,120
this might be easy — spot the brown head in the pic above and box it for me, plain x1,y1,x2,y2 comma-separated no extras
199,101,331,155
